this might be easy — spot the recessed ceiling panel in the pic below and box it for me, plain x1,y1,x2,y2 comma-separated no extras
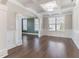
16,0,75,13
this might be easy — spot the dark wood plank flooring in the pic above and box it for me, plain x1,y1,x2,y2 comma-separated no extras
5,34,79,58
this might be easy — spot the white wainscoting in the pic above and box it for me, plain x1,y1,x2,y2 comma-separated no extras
7,31,16,50
41,29,72,38
0,49,8,57
40,29,79,49
72,31,79,49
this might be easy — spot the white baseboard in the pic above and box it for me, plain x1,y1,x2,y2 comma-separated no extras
41,29,72,38
16,41,22,46
22,32,38,35
7,43,16,50
73,39,79,49
0,49,8,58
72,31,79,49
7,31,23,50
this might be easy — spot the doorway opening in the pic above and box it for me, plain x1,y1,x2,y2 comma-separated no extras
22,17,40,36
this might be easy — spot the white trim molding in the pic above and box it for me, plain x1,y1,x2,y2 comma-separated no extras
0,49,8,57
7,31,16,50
72,30,79,49
41,29,72,38
8,0,41,18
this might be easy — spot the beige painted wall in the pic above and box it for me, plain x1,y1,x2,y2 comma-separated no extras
42,16,48,31
65,14,72,30
7,10,16,31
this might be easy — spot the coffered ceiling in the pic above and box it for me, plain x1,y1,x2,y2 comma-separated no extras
17,0,54,13
9,0,76,15
17,0,75,12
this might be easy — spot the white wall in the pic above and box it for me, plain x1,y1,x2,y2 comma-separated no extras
72,0,79,49
0,4,8,57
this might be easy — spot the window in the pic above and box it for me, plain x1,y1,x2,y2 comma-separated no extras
49,17,55,31
48,16,64,31
34,18,39,31
22,19,27,31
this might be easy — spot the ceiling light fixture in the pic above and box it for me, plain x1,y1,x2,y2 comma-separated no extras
40,1,58,12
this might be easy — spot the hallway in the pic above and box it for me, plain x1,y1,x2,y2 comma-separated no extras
6,35,79,58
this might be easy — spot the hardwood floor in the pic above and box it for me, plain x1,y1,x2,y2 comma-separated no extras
5,34,79,58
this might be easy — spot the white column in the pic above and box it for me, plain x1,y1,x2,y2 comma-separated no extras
38,15,43,37
16,14,23,46
0,4,8,57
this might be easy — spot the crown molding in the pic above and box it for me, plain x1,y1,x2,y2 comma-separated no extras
8,0,41,18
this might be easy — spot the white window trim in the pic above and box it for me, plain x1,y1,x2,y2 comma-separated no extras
48,16,65,32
